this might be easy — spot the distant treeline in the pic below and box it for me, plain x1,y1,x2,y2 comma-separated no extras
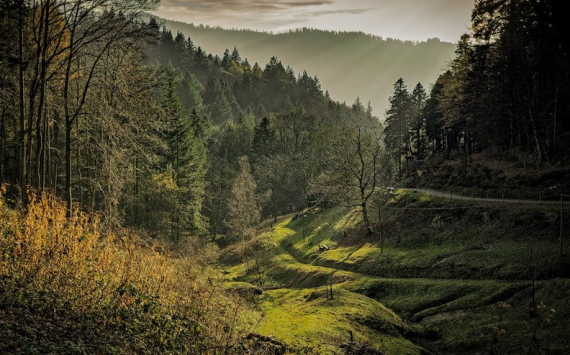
159,17,456,116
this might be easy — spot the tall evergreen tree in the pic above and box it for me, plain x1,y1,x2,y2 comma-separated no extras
251,117,274,166
221,48,231,69
384,78,412,177
411,83,427,159
155,65,208,240
423,73,449,153
230,46,241,64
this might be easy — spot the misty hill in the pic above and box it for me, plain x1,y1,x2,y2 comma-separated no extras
159,19,457,117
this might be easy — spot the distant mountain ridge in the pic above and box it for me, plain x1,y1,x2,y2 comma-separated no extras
158,18,457,117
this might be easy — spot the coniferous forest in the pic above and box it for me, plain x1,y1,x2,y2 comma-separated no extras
157,19,457,117
1,0,569,354
383,0,570,171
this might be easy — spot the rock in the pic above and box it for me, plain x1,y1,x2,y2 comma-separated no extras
342,342,386,355
244,333,286,355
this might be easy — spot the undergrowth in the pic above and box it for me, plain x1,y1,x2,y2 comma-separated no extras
0,189,257,354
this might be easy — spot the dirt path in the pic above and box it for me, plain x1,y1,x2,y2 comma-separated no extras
402,188,561,205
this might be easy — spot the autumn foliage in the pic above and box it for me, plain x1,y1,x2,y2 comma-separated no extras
0,187,254,354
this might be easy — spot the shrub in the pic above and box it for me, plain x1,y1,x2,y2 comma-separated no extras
0,190,255,354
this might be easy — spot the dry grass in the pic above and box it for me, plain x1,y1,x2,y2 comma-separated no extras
0,187,256,354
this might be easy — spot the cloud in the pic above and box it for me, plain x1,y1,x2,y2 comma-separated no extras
307,8,373,16
159,0,335,13
278,1,335,6
154,0,374,32
154,0,473,44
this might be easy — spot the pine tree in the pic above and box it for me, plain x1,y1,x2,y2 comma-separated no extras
177,109,208,235
221,48,231,69
411,83,427,159
423,73,448,153
230,46,241,64
366,101,374,121
157,65,208,240
186,37,195,52
352,97,364,115
203,77,237,124
251,117,274,166
181,71,205,114
384,78,412,177
174,31,185,49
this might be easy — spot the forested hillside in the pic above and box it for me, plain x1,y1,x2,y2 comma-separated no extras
382,0,570,184
0,0,380,242
158,18,456,116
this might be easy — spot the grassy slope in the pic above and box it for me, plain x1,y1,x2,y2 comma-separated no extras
220,190,570,354
222,213,424,354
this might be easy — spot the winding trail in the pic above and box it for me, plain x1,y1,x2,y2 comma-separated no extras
401,187,561,205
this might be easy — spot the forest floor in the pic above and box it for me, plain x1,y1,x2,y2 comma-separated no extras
219,189,570,355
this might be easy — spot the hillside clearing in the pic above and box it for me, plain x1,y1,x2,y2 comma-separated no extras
220,190,570,354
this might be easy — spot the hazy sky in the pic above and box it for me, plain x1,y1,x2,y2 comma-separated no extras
153,0,474,43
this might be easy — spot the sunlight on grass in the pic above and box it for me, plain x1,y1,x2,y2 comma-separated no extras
256,287,422,355
340,244,379,263
219,189,570,354
333,207,362,231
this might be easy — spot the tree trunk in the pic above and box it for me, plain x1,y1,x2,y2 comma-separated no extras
18,0,27,204
416,126,421,159
396,155,401,178
560,195,564,256
65,116,72,217
362,202,372,235
378,205,384,253
552,86,558,154
35,0,51,191
52,111,59,191
63,23,75,218
76,117,82,206
0,106,5,183
40,107,47,189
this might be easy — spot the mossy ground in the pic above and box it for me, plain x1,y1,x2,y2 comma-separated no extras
220,190,570,354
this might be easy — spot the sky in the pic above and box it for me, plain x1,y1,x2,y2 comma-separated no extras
153,0,474,43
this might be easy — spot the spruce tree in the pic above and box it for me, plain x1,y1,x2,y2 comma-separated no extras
384,78,412,177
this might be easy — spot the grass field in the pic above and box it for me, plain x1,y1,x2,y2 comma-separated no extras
220,190,570,354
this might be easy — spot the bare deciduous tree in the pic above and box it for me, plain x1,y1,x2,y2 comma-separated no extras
315,122,390,235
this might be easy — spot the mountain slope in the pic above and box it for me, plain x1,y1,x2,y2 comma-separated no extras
158,19,456,117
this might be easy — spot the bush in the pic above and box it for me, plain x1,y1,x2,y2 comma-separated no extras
0,190,255,354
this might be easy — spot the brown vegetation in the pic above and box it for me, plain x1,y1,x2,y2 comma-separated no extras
0,187,255,354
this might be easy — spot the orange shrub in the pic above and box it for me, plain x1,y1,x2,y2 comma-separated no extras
0,190,255,353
